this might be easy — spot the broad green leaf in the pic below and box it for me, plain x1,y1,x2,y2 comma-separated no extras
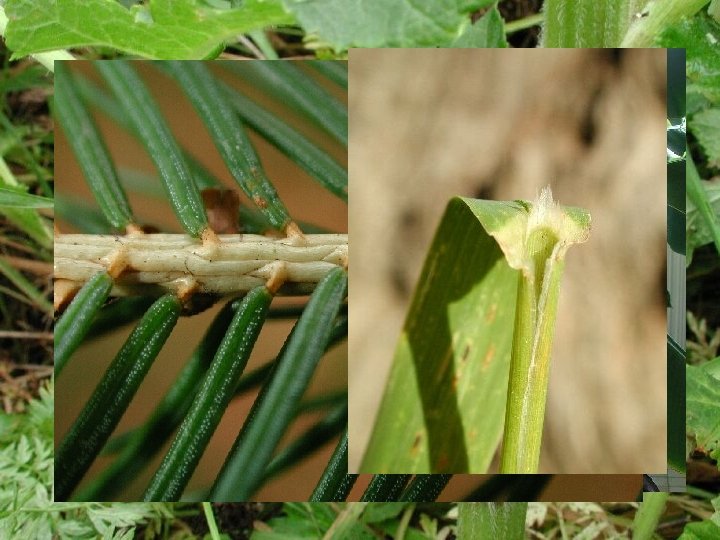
679,520,720,540
690,108,720,168
5,0,293,60
660,12,720,104
687,177,720,263
451,6,508,48
282,0,494,51
360,195,589,473
687,363,720,462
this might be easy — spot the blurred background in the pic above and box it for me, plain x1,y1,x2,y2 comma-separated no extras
349,49,666,475
55,61,347,501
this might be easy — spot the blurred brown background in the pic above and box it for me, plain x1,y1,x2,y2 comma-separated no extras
349,49,666,475
55,61,347,501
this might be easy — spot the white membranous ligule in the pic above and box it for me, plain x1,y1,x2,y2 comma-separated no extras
54,233,348,301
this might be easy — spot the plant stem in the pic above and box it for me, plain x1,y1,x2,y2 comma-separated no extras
54,233,348,297
500,188,589,473
505,13,544,34
249,29,279,60
202,503,222,540
542,0,635,47
500,252,565,473
632,492,669,540
621,0,711,47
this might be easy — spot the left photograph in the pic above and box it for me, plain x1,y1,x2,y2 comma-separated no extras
53,60,348,502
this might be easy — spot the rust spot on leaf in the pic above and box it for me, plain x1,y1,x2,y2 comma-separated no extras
485,303,497,323
434,452,449,471
253,195,268,209
461,343,471,363
410,432,423,458
482,344,496,370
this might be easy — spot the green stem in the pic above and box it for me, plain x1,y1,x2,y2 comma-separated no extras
249,29,279,60
500,242,565,472
542,0,634,47
505,13,544,34
499,188,589,473
632,492,669,540
202,503,222,540
621,0,711,47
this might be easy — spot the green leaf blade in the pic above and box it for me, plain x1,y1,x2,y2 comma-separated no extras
283,0,495,51
451,7,508,48
55,63,134,230
96,61,209,238
0,186,53,209
224,61,348,147
5,0,293,60
220,80,348,202
310,429,358,502
361,197,518,473
55,272,113,378
210,266,347,501
143,286,272,501
55,294,182,500
165,61,292,231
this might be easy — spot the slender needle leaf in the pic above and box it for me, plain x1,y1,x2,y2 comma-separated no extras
223,62,348,147
95,61,208,237
263,400,347,481
55,63,134,230
399,474,452,502
209,267,348,501
74,300,238,501
144,286,272,501
360,474,412,502
220,82,348,202
307,60,348,89
164,61,293,231
55,294,182,500
55,272,112,378
310,429,358,502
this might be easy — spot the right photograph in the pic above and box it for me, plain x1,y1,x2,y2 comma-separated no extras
349,48,668,474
